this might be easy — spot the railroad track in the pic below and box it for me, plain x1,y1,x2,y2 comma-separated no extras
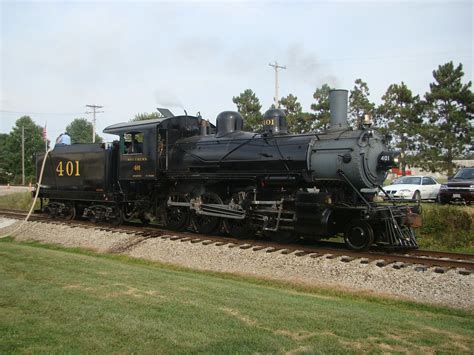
0,208,473,274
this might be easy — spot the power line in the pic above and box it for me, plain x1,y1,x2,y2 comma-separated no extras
85,105,104,143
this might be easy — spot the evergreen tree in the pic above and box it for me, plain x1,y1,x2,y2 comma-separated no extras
66,118,103,144
420,62,473,175
349,79,375,129
5,116,45,183
377,82,422,175
280,94,312,133
232,89,263,131
310,84,332,132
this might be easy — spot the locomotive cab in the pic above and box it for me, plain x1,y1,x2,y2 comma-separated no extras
103,114,211,180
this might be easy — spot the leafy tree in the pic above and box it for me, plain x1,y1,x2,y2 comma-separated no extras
66,118,103,144
419,62,473,176
132,112,161,122
232,89,263,131
280,94,312,133
377,82,422,175
4,116,45,183
0,133,12,183
310,84,332,132
349,79,375,129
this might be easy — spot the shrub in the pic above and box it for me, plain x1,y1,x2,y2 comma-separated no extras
417,205,474,251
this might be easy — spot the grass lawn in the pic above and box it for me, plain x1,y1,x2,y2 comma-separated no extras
0,238,473,353
0,191,40,210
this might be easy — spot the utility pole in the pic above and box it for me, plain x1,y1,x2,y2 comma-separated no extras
44,121,48,153
85,104,104,143
21,125,25,186
269,61,286,108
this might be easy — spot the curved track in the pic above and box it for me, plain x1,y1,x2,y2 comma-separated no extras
0,208,472,273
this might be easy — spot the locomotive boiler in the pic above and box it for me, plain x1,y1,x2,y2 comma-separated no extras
35,89,420,251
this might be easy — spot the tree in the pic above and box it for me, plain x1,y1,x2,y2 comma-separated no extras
0,133,12,183
66,118,103,144
377,82,422,175
310,84,332,132
349,79,375,129
232,89,263,131
4,116,45,183
419,62,473,176
280,94,312,133
132,112,161,122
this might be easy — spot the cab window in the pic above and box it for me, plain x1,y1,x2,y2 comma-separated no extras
122,132,144,154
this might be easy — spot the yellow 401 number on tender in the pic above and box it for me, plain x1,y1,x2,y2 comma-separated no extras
56,160,80,177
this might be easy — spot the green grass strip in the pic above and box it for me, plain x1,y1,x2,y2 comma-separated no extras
0,238,473,353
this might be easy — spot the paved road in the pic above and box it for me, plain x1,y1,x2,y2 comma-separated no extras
0,185,31,196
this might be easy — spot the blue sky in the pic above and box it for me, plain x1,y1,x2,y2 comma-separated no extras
1,0,472,141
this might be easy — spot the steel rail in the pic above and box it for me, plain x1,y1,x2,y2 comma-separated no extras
0,208,472,272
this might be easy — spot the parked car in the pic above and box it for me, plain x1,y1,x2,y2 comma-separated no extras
438,167,474,204
379,175,441,201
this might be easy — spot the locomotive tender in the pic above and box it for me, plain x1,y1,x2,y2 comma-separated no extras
35,89,420,250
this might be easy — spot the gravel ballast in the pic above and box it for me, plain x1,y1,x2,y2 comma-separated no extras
1,218,472,311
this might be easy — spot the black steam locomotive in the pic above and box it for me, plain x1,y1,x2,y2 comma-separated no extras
35,90,420,250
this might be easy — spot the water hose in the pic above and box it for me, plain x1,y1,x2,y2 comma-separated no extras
0,149,52,238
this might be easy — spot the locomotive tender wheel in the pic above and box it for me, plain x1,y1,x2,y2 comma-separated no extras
110,207,123,226
122,202,136,222
191,192,223,234
43,205,53,218
165,194,190,231
63,202,76,220
344,221,374,251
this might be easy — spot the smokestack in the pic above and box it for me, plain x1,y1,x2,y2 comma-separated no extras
328,89,349,131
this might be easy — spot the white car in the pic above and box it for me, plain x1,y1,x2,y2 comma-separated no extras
379,175,441,201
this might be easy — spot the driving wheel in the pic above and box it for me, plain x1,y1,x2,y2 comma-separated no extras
344,221,374,251
191,192,223,234
223,193,253,239
165,194,190,231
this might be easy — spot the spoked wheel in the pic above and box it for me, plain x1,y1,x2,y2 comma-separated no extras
43,205,54,219
62,202,76,220
191,192,223,234
223,193,253,239
110,207,123,226
165,194,190,231
344,221,374,251
122,202,136,222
